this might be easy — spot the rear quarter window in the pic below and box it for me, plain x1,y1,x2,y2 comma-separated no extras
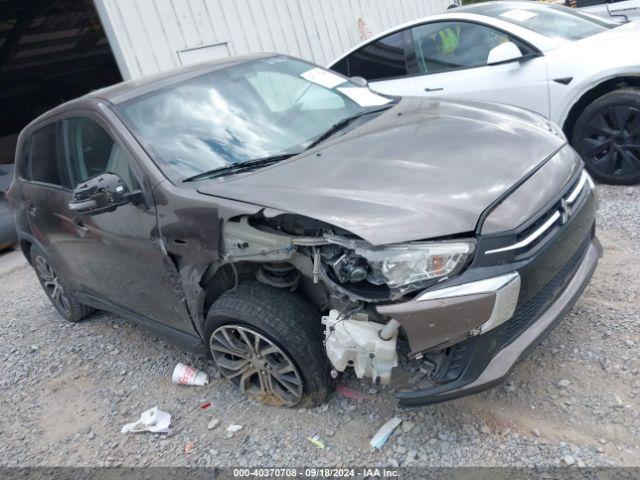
331,57,349,76
345,31,409,81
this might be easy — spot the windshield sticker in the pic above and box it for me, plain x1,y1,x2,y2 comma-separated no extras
500,9,538,22
301,68,346,89
337,87,392,107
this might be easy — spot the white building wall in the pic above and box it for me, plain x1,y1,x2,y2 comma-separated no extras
94,0,451,79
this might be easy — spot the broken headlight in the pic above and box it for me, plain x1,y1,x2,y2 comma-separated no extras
355,241,475,288
325,235,476,295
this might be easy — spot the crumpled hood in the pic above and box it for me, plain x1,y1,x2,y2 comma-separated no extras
197,98,565,245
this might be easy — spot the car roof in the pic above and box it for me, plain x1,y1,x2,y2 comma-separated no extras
21,53,274,132
87,53,273,104
454,0,546,14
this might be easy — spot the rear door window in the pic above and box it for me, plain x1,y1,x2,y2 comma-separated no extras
345,31,409,80
28,122,71,188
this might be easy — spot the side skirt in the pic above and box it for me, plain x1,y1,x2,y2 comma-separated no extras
75,292,207,355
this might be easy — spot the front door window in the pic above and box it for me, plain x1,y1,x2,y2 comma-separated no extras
65,117,138,190
411,21,530,74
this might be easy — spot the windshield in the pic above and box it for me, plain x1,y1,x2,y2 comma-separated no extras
117,57,392,182
466,3,617,41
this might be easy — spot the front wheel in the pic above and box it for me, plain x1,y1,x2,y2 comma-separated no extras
205,281,334,408
572,88,640,185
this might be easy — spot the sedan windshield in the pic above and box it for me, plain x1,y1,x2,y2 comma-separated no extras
465,3,617,41
117,57,392,182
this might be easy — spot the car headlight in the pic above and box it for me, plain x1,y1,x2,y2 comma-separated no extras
351,240,476,289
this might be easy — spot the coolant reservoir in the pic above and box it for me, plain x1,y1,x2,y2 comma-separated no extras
322,309,398,384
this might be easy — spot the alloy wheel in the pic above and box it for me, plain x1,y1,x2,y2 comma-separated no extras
578,105,640,180
34,255,71,315
210,325,304,407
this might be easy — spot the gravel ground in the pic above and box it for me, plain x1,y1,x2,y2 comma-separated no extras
0,184,638,468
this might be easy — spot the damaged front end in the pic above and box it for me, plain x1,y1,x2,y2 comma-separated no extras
218,213,477,386
204,162,598,408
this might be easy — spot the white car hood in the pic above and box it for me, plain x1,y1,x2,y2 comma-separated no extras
549,22,640,69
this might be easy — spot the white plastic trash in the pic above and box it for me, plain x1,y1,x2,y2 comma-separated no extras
121,406,171,434
369,417,402,449
172,362,208,386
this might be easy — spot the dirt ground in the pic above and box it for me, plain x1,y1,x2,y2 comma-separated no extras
0,184,638,467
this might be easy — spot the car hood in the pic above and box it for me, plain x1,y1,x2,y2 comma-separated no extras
197,98,565,245
552,21,640,64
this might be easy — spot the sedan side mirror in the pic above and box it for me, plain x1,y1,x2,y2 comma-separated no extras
68,172,139,215
349,76,369,87
487,42,523,65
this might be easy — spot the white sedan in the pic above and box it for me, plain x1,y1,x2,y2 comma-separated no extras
330,1,640,184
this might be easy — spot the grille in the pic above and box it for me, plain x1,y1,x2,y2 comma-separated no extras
501,234,590,346
485,171,589,256
432,233,591,386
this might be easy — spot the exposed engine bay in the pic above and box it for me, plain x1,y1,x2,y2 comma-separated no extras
218,213,477,384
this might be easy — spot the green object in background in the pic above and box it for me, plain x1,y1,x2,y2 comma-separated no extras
438,27,460,53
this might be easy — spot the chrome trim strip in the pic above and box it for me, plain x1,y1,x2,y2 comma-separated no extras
585,171,595,189
478,273,521,334
565,171,588,204
485,211,561,255
485,170,590,256
415,272,521,335
416,272,519,301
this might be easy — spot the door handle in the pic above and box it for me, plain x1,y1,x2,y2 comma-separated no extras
424,87,444,92
27,204,38,216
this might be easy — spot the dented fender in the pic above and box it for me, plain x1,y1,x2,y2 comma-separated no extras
152,180,294,338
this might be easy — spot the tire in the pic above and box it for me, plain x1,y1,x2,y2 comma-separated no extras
572,88,640,185
205,281,334,408
30,245,94,322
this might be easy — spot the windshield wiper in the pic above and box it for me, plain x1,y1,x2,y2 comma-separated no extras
183,153,299,182
305,105,394,150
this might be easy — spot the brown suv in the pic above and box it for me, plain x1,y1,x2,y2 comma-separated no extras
7,55,601,407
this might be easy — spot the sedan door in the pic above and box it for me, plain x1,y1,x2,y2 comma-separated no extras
408,21,550,117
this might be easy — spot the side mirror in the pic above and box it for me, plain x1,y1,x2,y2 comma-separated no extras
68,172,138,215
349,76,369,87
487,42,523,65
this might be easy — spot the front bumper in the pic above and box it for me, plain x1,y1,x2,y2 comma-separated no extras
395,236,601,406
376,169,600,406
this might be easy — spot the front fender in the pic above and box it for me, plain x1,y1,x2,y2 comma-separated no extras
554,71,640,128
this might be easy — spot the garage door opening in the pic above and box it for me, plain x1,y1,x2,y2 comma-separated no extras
0,0,122,164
